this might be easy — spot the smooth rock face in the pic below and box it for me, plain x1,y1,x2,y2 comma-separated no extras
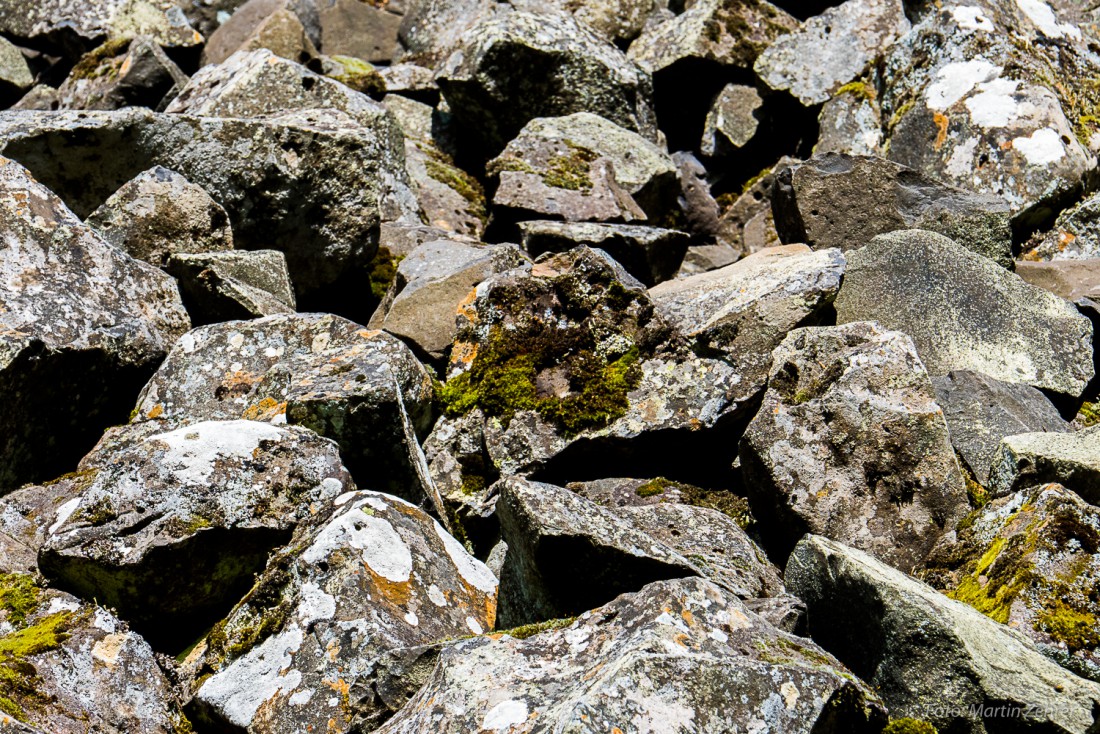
772,153,1014,266
741,321,968,570
377,577,888,734
0,0,203,49
989,426,1100,500
755,0,909,106
319,0,402,63
0,156,190,492
166,249,297,324
932,370,1069,485
191,490,498,734
788,534,1100,733
1016,259,1100,301
835,229,1095,397
55,36,189,111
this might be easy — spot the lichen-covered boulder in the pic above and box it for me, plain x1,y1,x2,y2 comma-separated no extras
38,420,352,648
1024,192,1100,260
835,229,1095,397
166,250,297,325
85,166,233,268
988,426,1100,500
376,577,887,734
202,0,320,65
0,156,189,492
190,490,498,733
437,11,658,154
741,321,969,570
815,82,885,156
54,36,189,111
788,534,1100,733
0,480,78,576
0,0,203,50
398,0,497,67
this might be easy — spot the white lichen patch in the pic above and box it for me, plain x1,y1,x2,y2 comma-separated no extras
198,624,305,728
482,699,529,731
965,78,1021,128
466,616,483,634
951,5,994,31
302,505,414,583
925,59,1001,110
1015,0,1081,38
148,420,285,484
433,520,498,594
1013,127,1067,165
49,496,82,535
297,582,337,628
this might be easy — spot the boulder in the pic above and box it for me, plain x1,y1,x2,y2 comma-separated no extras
566,0,656,44
202,0,320,65
318,0,402,63
54,36,189,111
376,577,887,734
715,157,788,258
0,0,202,51
519,221,689,286
85,165,233,268
788,534,1100,733
1024,193,1100,260
989,426,1100,500
317,53,386,95
0,37,34,98
165,250,297,324
740,321,969,570
376,63,436,101
567,476,755,530
398,0,497,67
700,83,762,157
0,156,189,492
815,82,885,156
0,478,88,575
1016,259,1100,301
838,229,1094,399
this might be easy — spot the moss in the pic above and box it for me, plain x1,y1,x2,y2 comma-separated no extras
962,464,990,509
163,514,213,537
0,609,78,721
884,718,938,734
488,156,536,177
542,141,599,192
1037,598,1100,652
1077,401,1100,428
496,616,577,639
69,497,116,527
835,80,877,102
0,575,40,627
324,55,386,96
422,150,488,224
42,467,98,492
634,478,755,530
460,473,487,496
69,38,131,81
635,479,666,498
368,247,404,300
947,536,1025,623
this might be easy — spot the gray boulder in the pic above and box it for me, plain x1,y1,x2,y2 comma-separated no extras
319,0,402,63
0,0,203,50
700,83,762,157
202,0,319,65
398,0,496,67
815,82,885,156
166,250,297,324
835,229,1095,397
0,479,82,575
55,35,189,111
989,425,1100,500
0,37,32,97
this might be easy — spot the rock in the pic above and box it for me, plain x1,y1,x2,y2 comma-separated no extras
0,37,33,97
0,156,189,492
368,239,528,361
0,479,86,575
1016,259,1100,301
54,36,189,111
12,84,60,111
39,420,352,648
932,370,1069,485
176,0,250,38
716,158,789,258
754,0,909,106
317,53,386,95
437,11,658,154
567,0,656,44
787,534,1100,733
740,321,969,570
0,577,186,732
519,221,689,286
376,577,887,734
376,63,436,101
166,250,297,324
190,490,498,733
815,82,885,156
988,426,1100,500
672,150,722,239
319,0,402,63
772,153,1014,267
85,165,233,268
1025,193,1100,261
700,83,762,156
834,229,1095,397
677,242,741,276
398,0,496,67
0,0,202,51
567,476,755,531
133,313,437,503
202,0,320,65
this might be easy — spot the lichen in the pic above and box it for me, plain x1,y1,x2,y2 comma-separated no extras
68,38,132,81
368,246,404,300
835,79,877,103
70,496,117,527
0,608,78,721
947,536,1026,623
1037,598,1100,652
634,478,755,530
324,55,386,96
0,575,40,627
1076,401,1100,428
489,140,599,193
884,718,938,734
495,616,577,640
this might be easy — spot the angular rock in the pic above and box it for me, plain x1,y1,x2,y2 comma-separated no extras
319,0,402,63
788,534,1100,733
0,37,33,98
317,53,386,96
437,11,658,153
376,63,436,101
0,0,202,51
741,321,969,570
190,490,498,733
715,157,788,258
85,165,233,268
989,426,1100,500
166,250,297,324
377,577,887,734
177,0,251,38
815,82,884,156
0,156,189,492
773,153,1014,266
567,476,755,530
368,239,528,361
1025,193,1100,261
672,150,722,239
55,36,189,111
1016,259,1100,301
0,478,87,575
754,0,909,106
202,0,319,65
677,243,741,277
519,220,689,286
567,0,656,44
932,370,1069,485
398,0,496,67
700,83,762,157
11,84,59,111
834,229,1095,397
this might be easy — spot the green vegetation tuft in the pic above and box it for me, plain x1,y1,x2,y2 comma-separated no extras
884,718,939,734
496,617,577,639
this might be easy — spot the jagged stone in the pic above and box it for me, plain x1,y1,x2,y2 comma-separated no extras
989,426,1100,500
700,83,762,156
202,0,320,65
0,37,33,97
166,250,297,324
319,0,402,63
715,158,789,257
376,63,436,100
55,36,188,111
398,0,497,67
519,221,689,286
815,83,884,156
1016,259,1100,301
0,0,202,51
0,480,82,575
1025,193,1100,261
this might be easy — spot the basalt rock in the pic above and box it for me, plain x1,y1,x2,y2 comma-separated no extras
989,425,1100,500
54,36,189,111
166,250,297,324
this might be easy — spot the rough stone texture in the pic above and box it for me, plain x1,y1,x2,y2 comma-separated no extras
398,0,496,67
672,150,722,240
815,84,885,156
85,165,233,268
0,156,190,493
166,250,297,324
202,0,320,65
377,63,436,99
836,229,1095,397
39,420,352,647
319,0,402,63
755,0,909,106
369,239,528,361
133,313,436,502
1025,193,1100,261
932,369,1069,485
437,12,658,154
175,0,250,39
519,220,689,286
55,36,189,111
773,153,1014,267
788,534,1100,733
677,242,741,277
716,157,791,258
190,490,498,733
0,37,35,96
700,83,762,156
0,0,203,50
741,321,969,570
377,577,887,734
0,107,412,300
1016,259,1100,301
989,426,1100,500
566,0,655,44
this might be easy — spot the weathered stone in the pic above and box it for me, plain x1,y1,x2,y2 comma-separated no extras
834,229,1095,396
85,165,233,268
176,0,250,38
566,476,754,530
202,0,320,65
0,480,83,575
988,426,1100,500
190,490,498,733
1025,193,1100,261
437,11,658,154
0,37,33,96
369,239,528,360
773,153,1014,266
11,84,60,111
317,53,386,95
788,534,1100,733
319,0,402,63
741,321,968,570
377,577,887,734
672,150,722,239
398,0,496,67
815,82,884,156
166,250,297,324
376,63,436,101
932,370,1069,485
755,0,909,106
55,36,189,111
519,221,689,286
677,243,741,276
567,0,656,43
700,83,761,156
0,0,202,51
715,157,789,257
0,156,189,492
1016,259,1100,301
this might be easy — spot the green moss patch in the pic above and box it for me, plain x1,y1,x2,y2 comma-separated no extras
422,147,488,223
324,55,386,96
368,247,404,300
884,718,938,734
495,616,577,639
0,603,80,721
69,38,131,81
634,478,755,530
0,575,40,627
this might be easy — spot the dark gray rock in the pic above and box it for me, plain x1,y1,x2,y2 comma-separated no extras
166,250,297,324
55,36,188,111
815,82,884,156
0,0,203,50
989,425,1100,500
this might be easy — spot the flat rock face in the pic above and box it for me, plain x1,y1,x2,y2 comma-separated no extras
835,229,1095,397
191,490,498,734
932,369,1069,485
1016,259,1100,301
0,156,190,492
377,577,887,734
202,0,319,65
788,534,1100,733
989,426,1100,500
772,153,1014,266
0,0,203,49
741,321,968,570
166,249,297,325
0,37,32,93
